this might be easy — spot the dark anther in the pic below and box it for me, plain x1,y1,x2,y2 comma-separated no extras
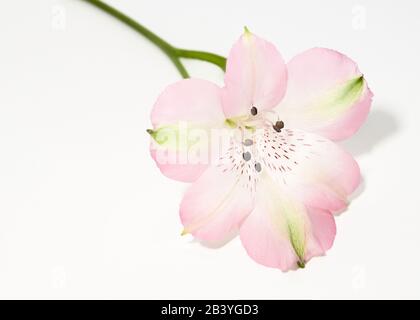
242,152,252,161
243,139,253,146
255,162,262,172
250,106,258,116
273,120,284,132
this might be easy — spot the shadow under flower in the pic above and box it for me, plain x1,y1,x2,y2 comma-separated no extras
340,108,399,157
337,107,398,214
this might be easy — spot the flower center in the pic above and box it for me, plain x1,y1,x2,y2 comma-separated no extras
225,106,287,176
228,106,285,133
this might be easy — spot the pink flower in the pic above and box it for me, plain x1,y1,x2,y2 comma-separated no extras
148,30,372,271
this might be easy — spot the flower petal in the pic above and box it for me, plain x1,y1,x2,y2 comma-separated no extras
255,128,360,213
180,142,255,245
239,172,336,271
305,207,336,260
222,30,287,118
149,79,226,182
278,48,373,141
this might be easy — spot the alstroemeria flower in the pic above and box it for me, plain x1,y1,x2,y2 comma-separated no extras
148,30,372,271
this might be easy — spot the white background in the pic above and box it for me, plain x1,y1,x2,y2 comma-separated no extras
0,0,419,299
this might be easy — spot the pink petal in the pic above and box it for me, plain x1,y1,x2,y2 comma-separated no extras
222,31,288,118
151,79,225,127
305,207,336,260
149,148,208,182
180,152,255,246
278,48,373,141
239,201,299,271
237,128,359,270
239,173,336,271
149,79,226,182
255,128,360,213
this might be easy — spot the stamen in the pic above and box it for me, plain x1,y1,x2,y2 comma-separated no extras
243,139,253,146
250,106,258,116
273,120,284,132
255,162,262,172
242,152,252,161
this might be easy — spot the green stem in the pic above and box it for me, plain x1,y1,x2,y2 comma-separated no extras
175,49,226,71
82,0,226,78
